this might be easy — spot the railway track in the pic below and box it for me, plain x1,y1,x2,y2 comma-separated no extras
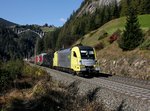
104,76,150,90
30,63,150,103
45,68,150,103
93,78,150,102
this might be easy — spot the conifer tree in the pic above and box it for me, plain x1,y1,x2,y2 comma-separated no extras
143,0,150,14
119,7,144,51
120,0,131,16
113,0,120,18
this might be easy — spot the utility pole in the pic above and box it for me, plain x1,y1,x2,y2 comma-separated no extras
34,45,36,64
34,39,38,64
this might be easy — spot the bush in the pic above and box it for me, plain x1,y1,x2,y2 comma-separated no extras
0,69,10,92
108,29,121,43
145,29,150,36
0,60,24,92
98,32,108,40
109,34,119,43
94,42,105,50
2,60,24,79
23,64,48,79
139,39,150,50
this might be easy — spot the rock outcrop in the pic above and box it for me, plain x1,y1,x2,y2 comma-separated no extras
77,0,121,16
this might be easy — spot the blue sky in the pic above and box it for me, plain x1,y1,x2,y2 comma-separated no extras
0,0,83,26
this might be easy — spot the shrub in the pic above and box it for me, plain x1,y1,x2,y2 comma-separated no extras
0,60,2,67
109,34,119,43
145,29,150,36
2,60,24,79
0,60,24,92
94,42,105,50
98,32,108,40
108,29,121,43
139,39,150,50
23,64,48,79
0,69,10,92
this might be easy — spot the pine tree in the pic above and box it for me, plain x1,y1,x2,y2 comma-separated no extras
143,0,150,14
119,7,144,51
120,0,131,16
113,0,120,18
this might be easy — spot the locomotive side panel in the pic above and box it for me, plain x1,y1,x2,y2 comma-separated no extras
57,48,71,68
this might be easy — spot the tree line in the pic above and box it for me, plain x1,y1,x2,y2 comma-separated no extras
0,26,39,61
40,0,150,52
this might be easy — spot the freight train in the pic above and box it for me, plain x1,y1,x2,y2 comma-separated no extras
29,46,100,76
53,46,100,75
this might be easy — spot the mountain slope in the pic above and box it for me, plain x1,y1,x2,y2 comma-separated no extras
41,26,56,33
74,14,150,80
0,18,17,27
75,14,150,46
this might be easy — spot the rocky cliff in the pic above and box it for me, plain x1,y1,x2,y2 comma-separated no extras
77,0,121,16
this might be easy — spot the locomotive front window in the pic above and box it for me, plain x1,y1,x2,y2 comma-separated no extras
80,50,95,59
73,51,77,57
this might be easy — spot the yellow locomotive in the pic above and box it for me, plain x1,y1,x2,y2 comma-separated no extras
53,46,100,75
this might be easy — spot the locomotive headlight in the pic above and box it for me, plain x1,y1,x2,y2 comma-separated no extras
79,60,82,65
95,67,100,71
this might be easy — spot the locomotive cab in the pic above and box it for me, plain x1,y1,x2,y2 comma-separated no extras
71,46,100,74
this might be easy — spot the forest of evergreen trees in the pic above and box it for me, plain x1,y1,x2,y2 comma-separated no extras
0,27,21,61
0,26,39,61
39,0,150,52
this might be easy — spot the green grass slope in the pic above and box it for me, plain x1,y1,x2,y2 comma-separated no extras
41,27,56,32
76,14,150,46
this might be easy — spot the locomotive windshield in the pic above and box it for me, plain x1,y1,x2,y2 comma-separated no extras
80,50,95,59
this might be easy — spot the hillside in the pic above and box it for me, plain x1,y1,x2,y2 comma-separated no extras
0,18,17,27
54,0,150,49
0,18,56,60
41,26,56,33
76,14,150,46
74,14,150,80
